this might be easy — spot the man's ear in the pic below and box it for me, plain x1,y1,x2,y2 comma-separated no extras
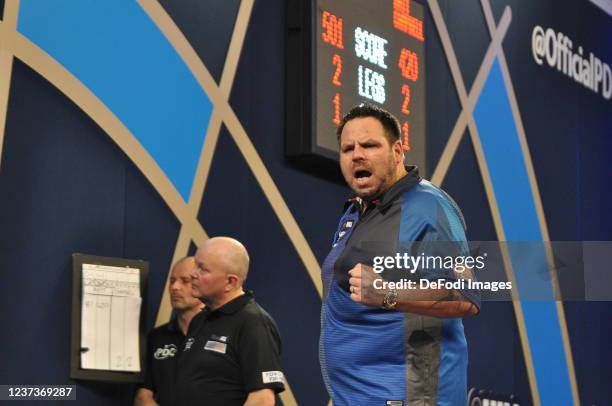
393,140,404,164
226,274,240,291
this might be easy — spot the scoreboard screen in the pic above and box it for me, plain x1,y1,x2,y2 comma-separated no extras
286,0,427,175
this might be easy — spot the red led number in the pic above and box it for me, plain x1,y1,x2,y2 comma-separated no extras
401,84,411,115
332,54,342,86
398,48,419,81
333,93,341,125
402,121,411,151
322,11,344,49
393,0,424,41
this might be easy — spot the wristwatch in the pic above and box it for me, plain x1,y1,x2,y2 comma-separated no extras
382,289,398,310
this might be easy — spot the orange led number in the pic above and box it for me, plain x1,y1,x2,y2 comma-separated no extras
393,0,424,41
402,121,411,151
322,11,344,49
333,93,341,125
401,84,411,115
332,54,342,86
398,48,419,81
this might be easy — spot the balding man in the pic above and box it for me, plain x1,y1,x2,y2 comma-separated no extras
173,237,285,406
135,257,204,406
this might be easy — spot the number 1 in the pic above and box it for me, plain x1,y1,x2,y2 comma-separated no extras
332,54,342,86
402,121,410,151
333,93,341,125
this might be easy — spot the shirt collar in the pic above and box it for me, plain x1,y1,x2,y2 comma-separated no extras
165,314,182,335
376,165,421,210
209,290,253,315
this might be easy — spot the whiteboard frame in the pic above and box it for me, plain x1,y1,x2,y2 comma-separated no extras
70,253,149,383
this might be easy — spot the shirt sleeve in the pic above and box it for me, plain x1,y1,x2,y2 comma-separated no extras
238,312,286,394
139,331,155,391
398,194,482,311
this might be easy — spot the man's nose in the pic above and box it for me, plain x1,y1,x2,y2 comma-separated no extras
352,144,365,160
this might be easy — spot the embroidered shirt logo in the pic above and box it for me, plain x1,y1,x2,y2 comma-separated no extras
204,340,227,354
184,338,195,351
153,344,177,360
333,219,355,247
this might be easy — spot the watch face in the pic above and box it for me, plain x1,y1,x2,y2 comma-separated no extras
383,290,398,309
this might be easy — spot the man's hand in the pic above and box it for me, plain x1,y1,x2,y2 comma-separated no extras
348,263,386,307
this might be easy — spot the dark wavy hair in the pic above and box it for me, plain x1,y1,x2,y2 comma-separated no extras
336,103,401,145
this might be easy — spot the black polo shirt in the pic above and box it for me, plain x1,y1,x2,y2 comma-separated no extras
174,291,285,406
140,317,185,406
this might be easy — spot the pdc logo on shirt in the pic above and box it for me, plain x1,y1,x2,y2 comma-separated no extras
154,344,178,360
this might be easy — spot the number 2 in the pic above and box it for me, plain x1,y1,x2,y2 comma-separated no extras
401,84,410,115
332,54,342,86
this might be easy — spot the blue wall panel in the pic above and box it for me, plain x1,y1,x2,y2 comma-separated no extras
474,59,573,404
0,59,179,405
0,0,610,404
18,0,212,201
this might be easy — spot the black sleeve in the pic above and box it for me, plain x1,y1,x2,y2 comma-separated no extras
238,313,285,394
139,331,155,391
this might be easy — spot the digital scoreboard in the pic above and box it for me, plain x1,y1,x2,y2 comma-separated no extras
286,0,427,175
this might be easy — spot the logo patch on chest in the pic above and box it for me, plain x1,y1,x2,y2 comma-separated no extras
333,220,355,247
153,344,177,360
184,337,195,351
204,340,227,354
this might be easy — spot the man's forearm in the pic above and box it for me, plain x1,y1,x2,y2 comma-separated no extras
349,264,479,317
395,287,478,318
396,296,478,317
243,388,275,406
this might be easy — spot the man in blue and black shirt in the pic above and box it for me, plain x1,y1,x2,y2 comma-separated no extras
320,103,480,406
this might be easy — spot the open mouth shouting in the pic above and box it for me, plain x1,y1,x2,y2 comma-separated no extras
353,168,372,187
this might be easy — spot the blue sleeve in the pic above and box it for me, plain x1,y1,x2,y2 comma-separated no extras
399,190,481,310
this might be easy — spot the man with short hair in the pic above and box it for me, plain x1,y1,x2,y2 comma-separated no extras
320,103,480,405
134,256,204,406
174,237,285,406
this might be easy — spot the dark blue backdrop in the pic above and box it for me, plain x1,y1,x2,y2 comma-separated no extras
0,0,610,405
